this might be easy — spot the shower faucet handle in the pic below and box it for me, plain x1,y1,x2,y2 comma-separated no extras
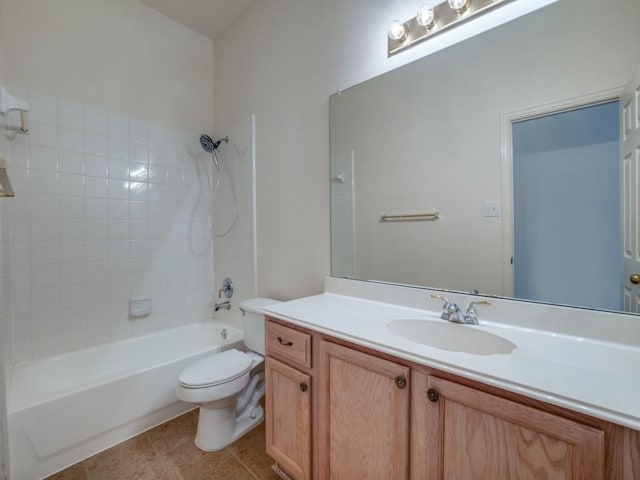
218,277,234,299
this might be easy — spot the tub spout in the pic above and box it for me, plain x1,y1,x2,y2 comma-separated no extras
214,300,231,311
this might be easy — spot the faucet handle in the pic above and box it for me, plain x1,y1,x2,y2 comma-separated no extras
468,300,491,308
465,300,491,323
430,293,451,308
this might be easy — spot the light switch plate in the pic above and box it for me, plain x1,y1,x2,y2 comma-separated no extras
483,200,501,217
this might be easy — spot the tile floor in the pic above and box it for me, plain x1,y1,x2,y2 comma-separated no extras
45,410,280,480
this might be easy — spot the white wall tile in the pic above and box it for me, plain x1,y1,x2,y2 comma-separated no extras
30,122,58,149
84,155,108,178
29,146,58,171
84,108,108,136
108,180,129,200
86,260,109,282
59,195,84,218
85,197,108,219
8,142,29,168
130,202,148,221
108,158,129,180
59,127,85,153
59,263,86,285
86,241,109,262
129,121,148,144
31,264,59,288
30,241,59,264
108,199,129,220
58,101,84,130
61,286,86,310
108,239,129,260
60,328,87,353
86,284,109,305
30,193,58,217
30,217,59,241
5,93,226,363
108,114,129,140
85,133,108,157
109,220,129,240
108,138,128,160
58,172,84,196
59,150,84,174
30,170,58,195
85,219,108,240
129,142,148,164
32,334,61,358
59,218,85,241
84,176,108,198
60,241,86,263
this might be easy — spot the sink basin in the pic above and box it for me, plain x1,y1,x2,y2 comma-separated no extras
387,318,516,355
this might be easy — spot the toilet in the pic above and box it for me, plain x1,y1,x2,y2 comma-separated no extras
176,297,280,451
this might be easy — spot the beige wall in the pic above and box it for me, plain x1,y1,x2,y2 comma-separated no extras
1,0,213,133
212,0,557,300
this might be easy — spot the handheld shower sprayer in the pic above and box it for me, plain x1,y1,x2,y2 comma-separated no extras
199,134,229,170
199,134,228,153
190,132,237,244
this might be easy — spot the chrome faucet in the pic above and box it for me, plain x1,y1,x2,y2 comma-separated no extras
214,300,231,311
430,294,491,325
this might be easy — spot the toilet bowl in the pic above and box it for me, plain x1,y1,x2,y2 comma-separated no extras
176,298,280,451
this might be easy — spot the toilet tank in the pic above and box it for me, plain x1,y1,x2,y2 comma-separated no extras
239,298,281,356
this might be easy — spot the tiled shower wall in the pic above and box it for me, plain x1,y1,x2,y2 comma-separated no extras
3,88,215,364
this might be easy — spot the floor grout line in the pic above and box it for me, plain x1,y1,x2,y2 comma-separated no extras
228,449,261,480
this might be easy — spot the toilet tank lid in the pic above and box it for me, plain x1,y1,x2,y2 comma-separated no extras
178,349,253,388
239,298,281,315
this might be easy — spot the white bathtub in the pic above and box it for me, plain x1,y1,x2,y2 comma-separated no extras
6,321,243,480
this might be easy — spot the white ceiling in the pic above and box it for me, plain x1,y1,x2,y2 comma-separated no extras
138,0,255,39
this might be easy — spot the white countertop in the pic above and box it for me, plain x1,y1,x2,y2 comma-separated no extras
263,292,640,431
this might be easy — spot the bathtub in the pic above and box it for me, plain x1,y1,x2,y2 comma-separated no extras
6,321,244,480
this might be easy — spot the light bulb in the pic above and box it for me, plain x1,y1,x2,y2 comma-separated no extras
448,0,470,13
387,20,406,41
416,5,435,28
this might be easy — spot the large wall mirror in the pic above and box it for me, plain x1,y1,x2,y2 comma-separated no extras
330,0,640,314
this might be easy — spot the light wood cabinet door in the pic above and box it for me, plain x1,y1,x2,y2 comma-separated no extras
318,340,410,479
265,357,311,480
424,376,605,480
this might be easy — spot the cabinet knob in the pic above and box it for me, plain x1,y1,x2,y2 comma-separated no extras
299,382,308,392
427,388,439,402
277,336,293,346
394,376,407,389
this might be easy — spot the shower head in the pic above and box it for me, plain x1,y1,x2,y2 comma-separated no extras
199,134,228,153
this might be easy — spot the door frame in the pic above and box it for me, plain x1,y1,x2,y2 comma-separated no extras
499,87,623,297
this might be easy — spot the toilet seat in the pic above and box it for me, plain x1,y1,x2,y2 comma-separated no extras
178,349,253,389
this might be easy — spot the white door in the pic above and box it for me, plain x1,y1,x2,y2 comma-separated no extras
621,64,640,312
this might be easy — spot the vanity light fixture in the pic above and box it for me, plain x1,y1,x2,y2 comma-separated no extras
387,19,407,41
388,0,510,56
416,5,436,28
448,0,471,13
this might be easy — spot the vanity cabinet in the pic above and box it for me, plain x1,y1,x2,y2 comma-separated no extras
317,340,410,479
265,318,636,480
418,374,605,479
265,321,313,480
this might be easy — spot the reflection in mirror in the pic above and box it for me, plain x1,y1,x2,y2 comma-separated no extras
330,0,640,314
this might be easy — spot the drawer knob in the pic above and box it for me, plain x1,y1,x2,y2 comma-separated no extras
300,382,308,392
394,376,407,389
277,336,293,346
427,388,439,402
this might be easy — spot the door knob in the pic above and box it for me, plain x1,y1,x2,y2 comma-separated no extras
631,274,640,285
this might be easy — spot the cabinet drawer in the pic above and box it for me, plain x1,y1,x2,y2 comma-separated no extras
266,320,312,369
